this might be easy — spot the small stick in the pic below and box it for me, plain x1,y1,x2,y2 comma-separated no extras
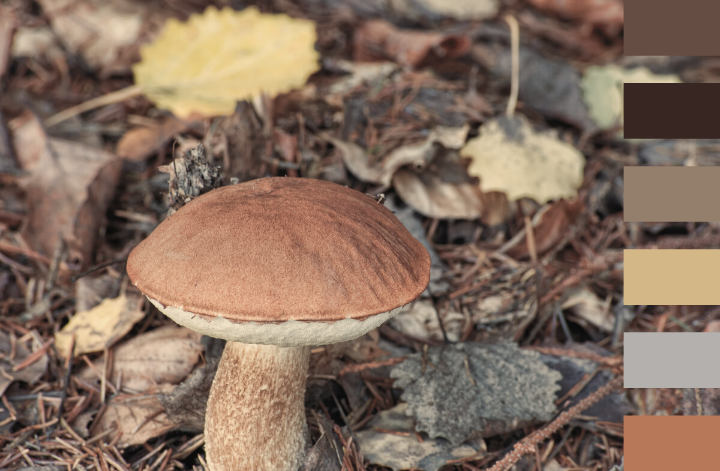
45,85,143,128
504,14,520,117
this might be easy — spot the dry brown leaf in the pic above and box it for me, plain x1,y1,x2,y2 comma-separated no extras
561,288,615,333
0,330,48,397
10,111,122,271
527,0,623,30
393,167,483,220
36,0,159,75
353,19,471,68
133,6,320,119
389,299,465,342
75,273,121,312
80,325,203,392
116,117,194,161
506,198,584,259
94,384,177,447
55,292,145,358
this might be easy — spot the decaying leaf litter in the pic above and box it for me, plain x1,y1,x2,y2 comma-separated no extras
1,0,712,469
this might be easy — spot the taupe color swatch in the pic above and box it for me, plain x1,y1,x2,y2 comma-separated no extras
624,84,720,139
624,167,720,222
625,0,720,56
625,333,720,388
624,250,720,305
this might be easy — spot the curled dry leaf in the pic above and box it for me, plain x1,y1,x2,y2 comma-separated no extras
389,298,465,342
353,19,471,68
0,330,49,397
95,384,177,447
328,125,469,188
391,342,562,445
560,288,615,333
80,325,203,393
356,403,485,471
133,6,320,119
506,198,584,260
54,292,145,358
10,111,122,271
116,116,195,161
461,114,585,204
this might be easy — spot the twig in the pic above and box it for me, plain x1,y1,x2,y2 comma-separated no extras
337,356,407,376
504,14,520,117
70,258,127,283
45,85,143,128
486,375,623,471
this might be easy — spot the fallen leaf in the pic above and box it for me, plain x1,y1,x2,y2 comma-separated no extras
81,325,203,393
215,102,268,184
298,431,342,471
392,150,483,220
11,26,65,65
116,117,193,161
94,384,177,447
390,299,465,343
560,288,615,333
133,6,320,119
527,0,623,30
327,60,399,98
75,273,122,312
355,403,485,471
159,356,219,431
0,330,48,396
354,20,470,68
55,292,145,358
9,111,122,271
506,198,585,260
461,114,585,204
36,0,150,74
581,65,681,140
410,0,499,20
328,125,469,188
391,341,562,445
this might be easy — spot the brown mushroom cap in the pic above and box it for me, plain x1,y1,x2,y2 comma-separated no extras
128,177,430,339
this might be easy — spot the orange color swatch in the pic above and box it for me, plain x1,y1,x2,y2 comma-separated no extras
626,416,720,470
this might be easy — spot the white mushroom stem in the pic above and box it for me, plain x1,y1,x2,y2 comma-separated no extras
204,342,311,471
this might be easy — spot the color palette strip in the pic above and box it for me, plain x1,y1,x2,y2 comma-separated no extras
626,416,720,470
624,249,720,305
625,0,720,56
625,333,720,388
624,166,720,222
624,83,720,139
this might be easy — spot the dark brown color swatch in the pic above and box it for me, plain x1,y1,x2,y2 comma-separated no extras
624,84,720,139
624,167,720,222
625,0,720,55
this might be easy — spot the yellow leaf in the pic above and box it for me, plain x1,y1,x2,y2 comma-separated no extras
132,6,320,119
460,115,584,204
55,294,145,358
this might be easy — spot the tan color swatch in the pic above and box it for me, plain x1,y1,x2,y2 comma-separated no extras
624,250,720,305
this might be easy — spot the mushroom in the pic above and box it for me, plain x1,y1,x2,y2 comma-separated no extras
126,177,430,471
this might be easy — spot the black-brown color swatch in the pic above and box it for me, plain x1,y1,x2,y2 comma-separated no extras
625,0,720,56
624,167,720,222
624,84,720,139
